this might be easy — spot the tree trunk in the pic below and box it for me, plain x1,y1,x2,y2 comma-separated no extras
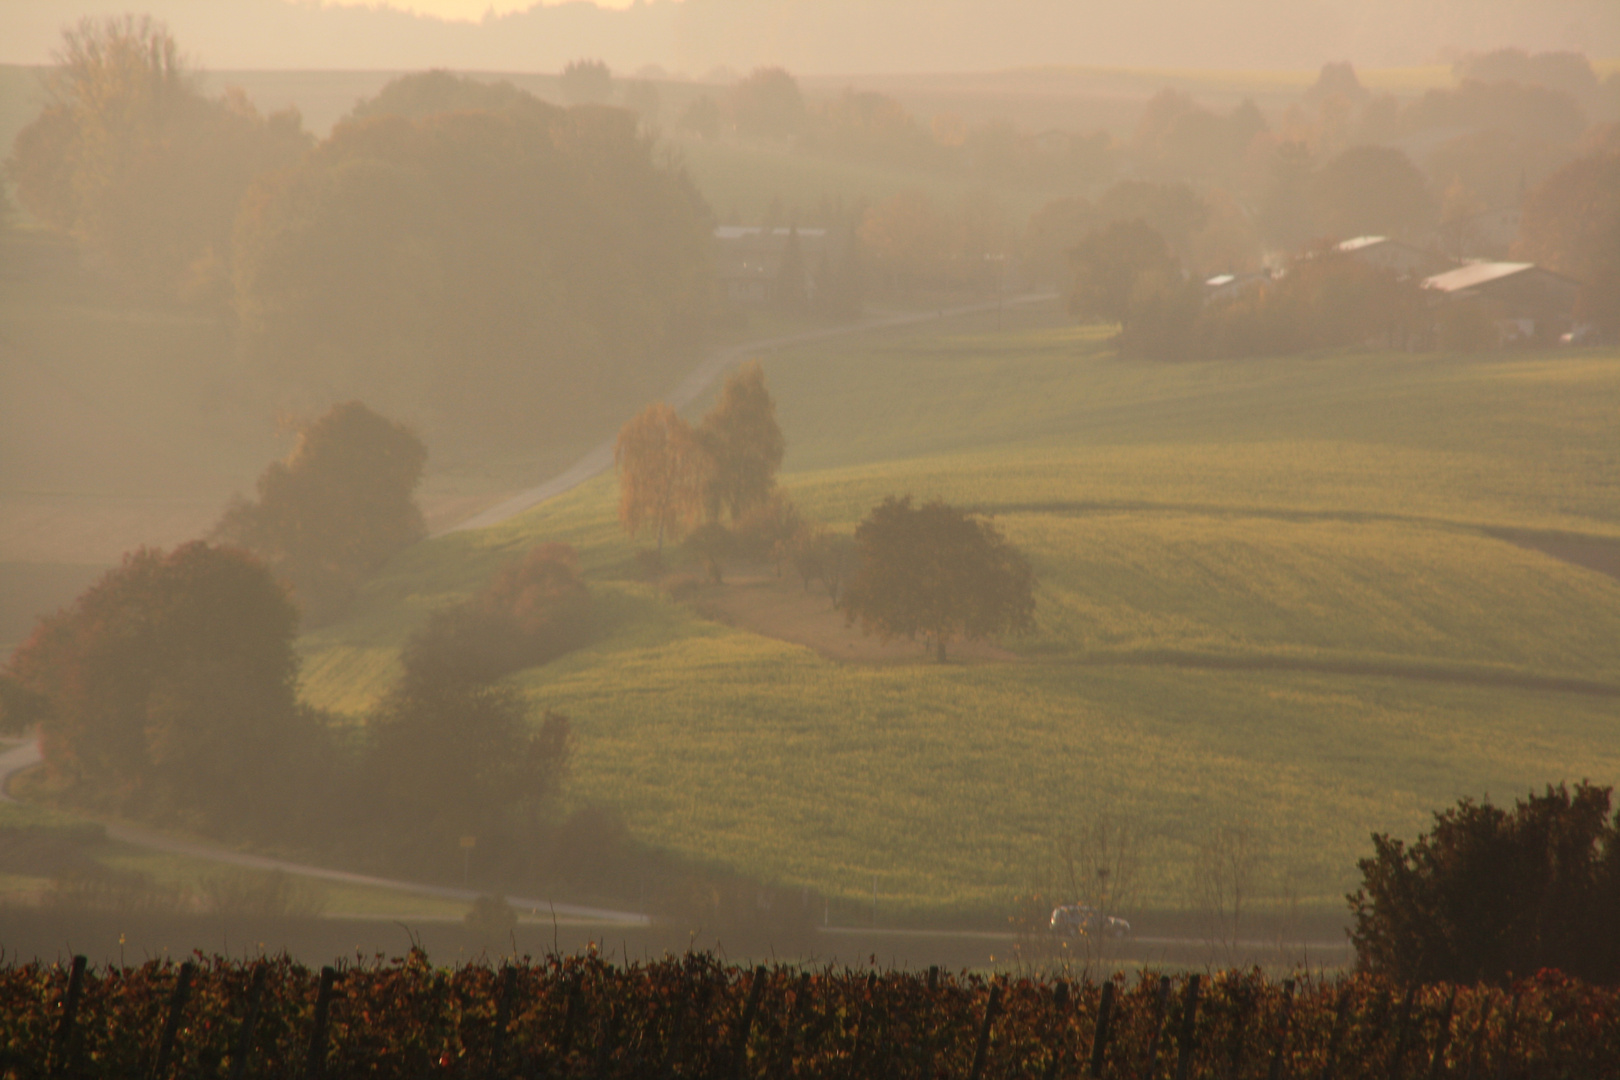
935,637,947,663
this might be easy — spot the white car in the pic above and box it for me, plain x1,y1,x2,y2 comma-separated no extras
1048,904,1131,939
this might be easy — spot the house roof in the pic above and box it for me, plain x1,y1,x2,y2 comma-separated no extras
1336,236,1391,253
715,226,828,240
1424,262,1536,293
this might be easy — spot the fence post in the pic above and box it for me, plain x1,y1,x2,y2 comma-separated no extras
227,963,269,1080
1461,993,1494,1080
1142,976,1173,1078
485,965,518,1080
920,968,941,1079
152,961,195,1080
558,973,584,1065
1087,981,1116,1079
1173,974,1202,1080
967,980,1003,1080
304,965,339,1080
1491,992,1521,1080
1426,988,1457,1080
775,971,812,1078
1389,984,1417,1080
1318,985,1354,1080
1267,978,1296,1080
730,965,768,1080
1043,981,1071,1080
47,954,87,1079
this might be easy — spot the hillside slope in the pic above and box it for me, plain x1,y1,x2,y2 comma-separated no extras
299,306,1620,919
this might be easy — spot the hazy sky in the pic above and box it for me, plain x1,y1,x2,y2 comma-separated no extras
392,0,631,17
4,0,1617,73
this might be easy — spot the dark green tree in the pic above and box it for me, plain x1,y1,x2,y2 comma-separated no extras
1068,218,1179,326
842,495,1036,662
1350,782,1620,984
1309,145,1437,241
698,361,786,522
365,678,571,869
559,59,613,104
213,401,426,625
774,226,808,311
727,66,806,138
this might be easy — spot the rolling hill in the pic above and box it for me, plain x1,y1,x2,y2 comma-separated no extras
296,303,1620,923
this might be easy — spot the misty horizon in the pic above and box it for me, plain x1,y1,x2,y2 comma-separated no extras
5,0,1619,76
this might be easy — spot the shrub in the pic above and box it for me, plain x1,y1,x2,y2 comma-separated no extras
1350,782,1620,984
400,544,591,689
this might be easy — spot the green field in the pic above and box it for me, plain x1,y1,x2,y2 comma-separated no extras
297,306,1620,923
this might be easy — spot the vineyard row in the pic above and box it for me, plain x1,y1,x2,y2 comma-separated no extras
3,951,1616,1078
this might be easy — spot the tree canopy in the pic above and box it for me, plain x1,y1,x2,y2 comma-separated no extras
1309,145,1437,241
697,361,785,522
727,67,806,138
1517,150,1620,333
231,76,714,452
1350,783,1620,984
213,401,426,625
614,402,708,551
842,496,1036,662
1068,218,1179,326
6,16,311,301
2,543,322,829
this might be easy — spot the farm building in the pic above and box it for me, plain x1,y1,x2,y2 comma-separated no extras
714,226,827,307
1336,236,1455,279
1423,262,1582,343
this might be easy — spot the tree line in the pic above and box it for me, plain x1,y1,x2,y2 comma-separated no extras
6,19,719,456
614,364,1036,662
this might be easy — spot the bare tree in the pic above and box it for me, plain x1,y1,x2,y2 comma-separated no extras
1055,811,1142,964
1191,820,1262,967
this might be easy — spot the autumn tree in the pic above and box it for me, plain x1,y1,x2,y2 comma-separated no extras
232,81,712,452
1068,218,1179,326
842,496,1035,662
213,401,426,624
1,543,325,829
1350,783,1620,984
614,402,707,551
698,361,786,522
5,16,310,299
727,67,806,138
401,543,592,688
559,59,613,103
1517,150,1620,334
1309,145,1437,241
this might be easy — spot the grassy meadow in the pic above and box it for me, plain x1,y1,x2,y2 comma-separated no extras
297,305,1620,923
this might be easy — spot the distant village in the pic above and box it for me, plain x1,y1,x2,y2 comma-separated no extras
714,222,1588,348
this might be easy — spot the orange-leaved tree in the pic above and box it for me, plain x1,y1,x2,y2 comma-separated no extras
614,402,707,551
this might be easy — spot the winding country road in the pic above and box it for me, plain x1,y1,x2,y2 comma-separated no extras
0,737,646,927
442,293,1055,534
